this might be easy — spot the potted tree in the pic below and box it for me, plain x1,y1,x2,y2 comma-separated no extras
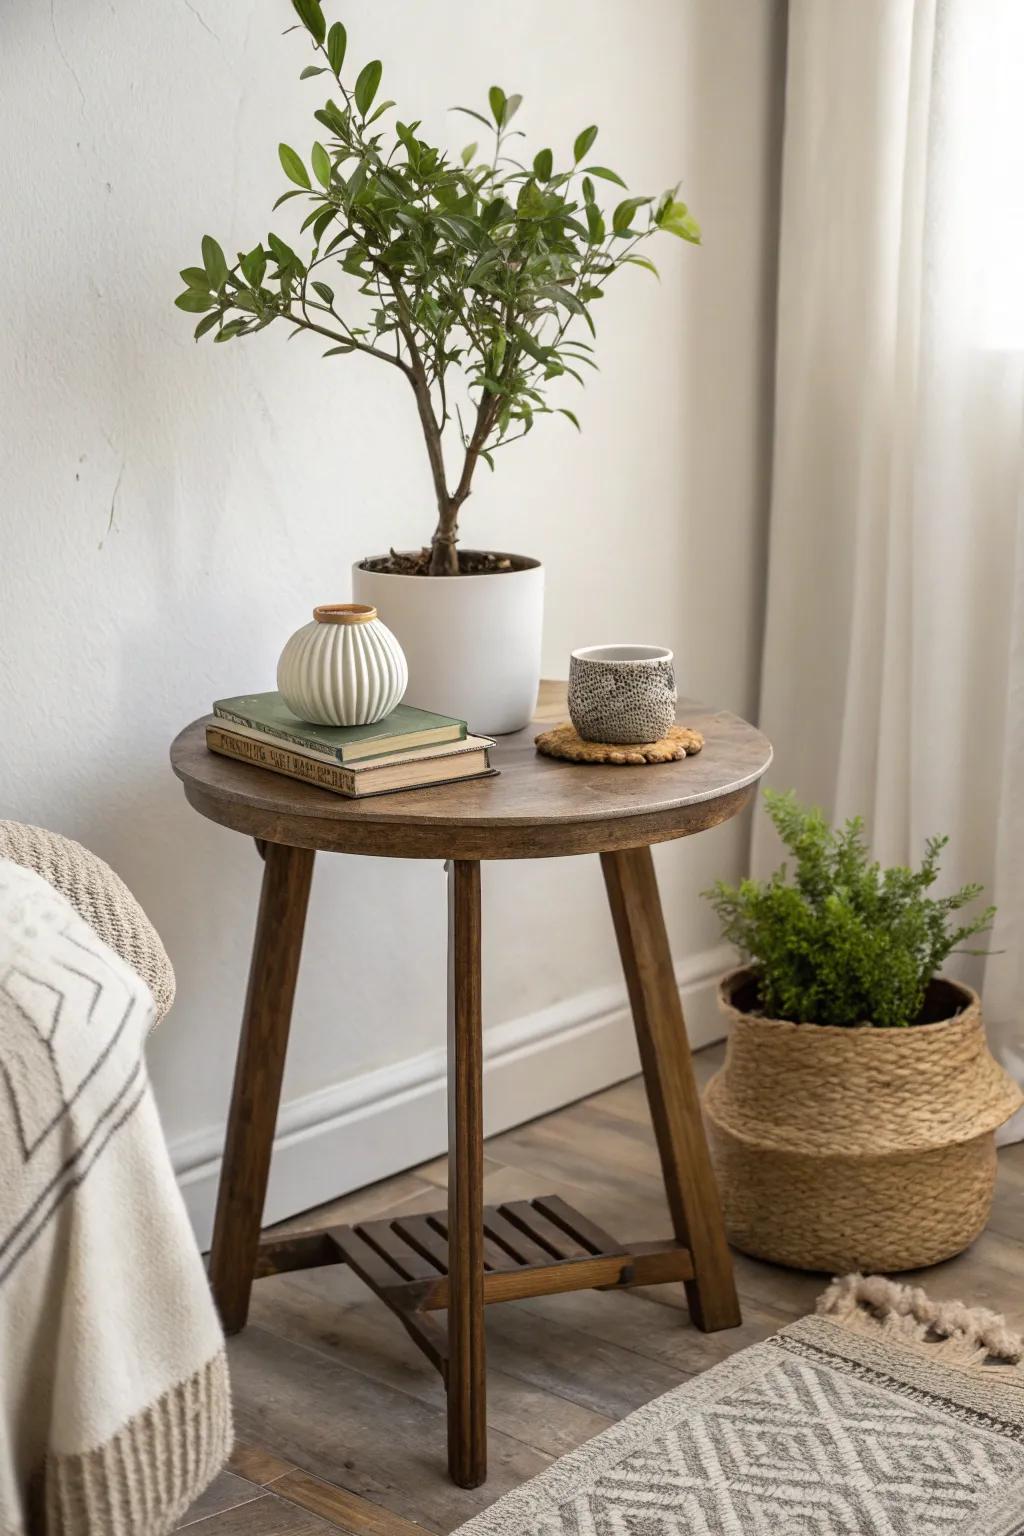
703,791,1022,1272
175,1,700,733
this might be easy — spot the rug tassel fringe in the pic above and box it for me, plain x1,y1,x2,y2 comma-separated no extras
817,1273,1024,1369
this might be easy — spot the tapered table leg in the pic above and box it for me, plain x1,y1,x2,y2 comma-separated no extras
209,841,315,1334
446,859,486,1488
601,845,741,1333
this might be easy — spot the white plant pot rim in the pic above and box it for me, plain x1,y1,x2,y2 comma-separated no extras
356,549,542,581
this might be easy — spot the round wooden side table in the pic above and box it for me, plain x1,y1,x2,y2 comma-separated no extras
170,684,772,1489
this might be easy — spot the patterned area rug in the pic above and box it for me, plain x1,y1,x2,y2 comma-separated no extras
455,1275,1024,1536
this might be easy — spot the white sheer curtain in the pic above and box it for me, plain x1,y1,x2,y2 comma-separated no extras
755,0,1024,1138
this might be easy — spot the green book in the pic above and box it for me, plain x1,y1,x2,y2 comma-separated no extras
212,692,467,764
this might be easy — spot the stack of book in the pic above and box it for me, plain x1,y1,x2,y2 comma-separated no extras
207,692,496,799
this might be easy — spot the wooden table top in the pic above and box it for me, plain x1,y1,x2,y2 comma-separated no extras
170,682,772,860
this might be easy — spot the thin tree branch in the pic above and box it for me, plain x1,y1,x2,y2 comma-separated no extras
291,303,411,374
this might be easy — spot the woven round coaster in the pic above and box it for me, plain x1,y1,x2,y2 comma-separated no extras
535,722,705,766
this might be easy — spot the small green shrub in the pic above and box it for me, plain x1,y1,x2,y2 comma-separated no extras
705,789,995,1027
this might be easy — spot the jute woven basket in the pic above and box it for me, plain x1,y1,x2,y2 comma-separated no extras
704,968,1023,1273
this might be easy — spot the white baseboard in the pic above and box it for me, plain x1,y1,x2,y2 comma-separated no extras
172,943,732,1249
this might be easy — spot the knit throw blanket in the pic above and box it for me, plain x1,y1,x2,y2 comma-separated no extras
0,858,231,1535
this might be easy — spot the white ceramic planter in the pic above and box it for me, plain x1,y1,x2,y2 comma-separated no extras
277,603,408,726
352,552,544,735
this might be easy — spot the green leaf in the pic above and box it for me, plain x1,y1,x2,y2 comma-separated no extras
299,65,327,79
323,344,356,356
585,202,605,244
461,141,478,167
193,312,221,340
273,187,306,209
312,280,335,305
290,0,325,46
612,195,651,234
267,231,300,267
175,289,215,313
367,99,395,123
481,195,513,230
311,205,336,241
624,253,660,278
488,85,506,126
573,125,598,163
377,168,410,199
466,252,501,287
311,140,331,189
670,216,701,243
179,266,210,291
346,154,369,200
558,408,581,430
583,165,627,188
327,20,346,74
240,246,266,287
314,99,349,135
509,323,549,364
433,213,480,247
503,92,522,124
516,180,547,218
452,105,492,129
659,201,702,243
539,282,586,318
279,143,311,189
533,147,553,182
354,59,382,117
214,319,248,342
201,234,229,291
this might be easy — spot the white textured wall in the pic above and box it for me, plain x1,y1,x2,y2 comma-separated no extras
0,0,783,1232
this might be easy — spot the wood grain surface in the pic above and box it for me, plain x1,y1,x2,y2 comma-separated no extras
209,841,315,1333
170,683,772,860
180,1048,1024,1535
445,860,487,1487
602,846,740,1332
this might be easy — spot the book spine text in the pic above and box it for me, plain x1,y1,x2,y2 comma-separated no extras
207,728,355,794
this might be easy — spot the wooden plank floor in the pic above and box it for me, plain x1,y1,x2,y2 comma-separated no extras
181,1043,1024,1534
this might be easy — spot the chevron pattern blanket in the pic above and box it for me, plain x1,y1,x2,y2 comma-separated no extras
0,857,230,1535
456,1275,1024,1536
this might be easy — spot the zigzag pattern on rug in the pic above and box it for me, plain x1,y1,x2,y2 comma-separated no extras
453,1274,1024,1536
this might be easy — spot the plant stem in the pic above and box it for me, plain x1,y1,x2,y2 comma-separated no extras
426,397,486,573
407,362,456,569
290,304,410,374
381,272,463,575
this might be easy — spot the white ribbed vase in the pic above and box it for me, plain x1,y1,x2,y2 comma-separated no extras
277,603,408,726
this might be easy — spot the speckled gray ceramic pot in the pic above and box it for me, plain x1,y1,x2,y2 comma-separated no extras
568,644,678,744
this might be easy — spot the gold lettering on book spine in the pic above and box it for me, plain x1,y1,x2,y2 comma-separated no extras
207,730,352,792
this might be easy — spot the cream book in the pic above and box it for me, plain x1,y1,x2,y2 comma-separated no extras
205,724,496,799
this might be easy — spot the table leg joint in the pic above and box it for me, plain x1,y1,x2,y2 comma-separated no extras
325,1195,693,1370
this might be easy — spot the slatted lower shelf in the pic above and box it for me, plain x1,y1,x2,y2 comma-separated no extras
255,1194,693,1379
